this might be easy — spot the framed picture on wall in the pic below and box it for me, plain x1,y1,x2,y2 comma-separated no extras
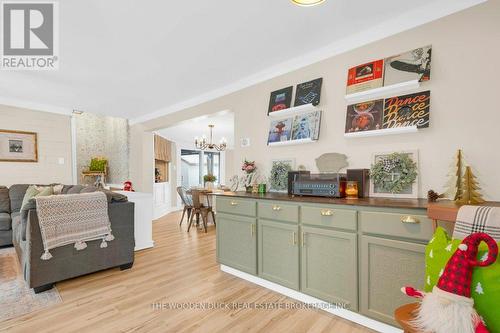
269,158,295,192
0,129,38,162
291,110,322,141
345,99,384,133
383,91,430,129
384,45,432,85
268,86,293,114
267,118,293,144
346,60,384,94
370,150,419,199
294,78,323,106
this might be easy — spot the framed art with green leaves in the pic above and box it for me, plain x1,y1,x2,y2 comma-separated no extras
370,150,419,198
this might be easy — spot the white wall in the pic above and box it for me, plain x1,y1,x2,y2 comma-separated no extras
137,1,500,200
0,105,73,186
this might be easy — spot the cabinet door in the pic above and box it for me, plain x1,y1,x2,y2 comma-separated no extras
216,213,257,275
301,226,358,310
258,219,299,290
360,235,426,326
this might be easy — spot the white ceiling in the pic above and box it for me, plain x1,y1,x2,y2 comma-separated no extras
0,0,484,122
157,111,235,149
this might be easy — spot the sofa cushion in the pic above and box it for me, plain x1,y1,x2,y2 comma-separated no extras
0,212,11,231
0,186,10,213
9,184,30,213
67,185,85,194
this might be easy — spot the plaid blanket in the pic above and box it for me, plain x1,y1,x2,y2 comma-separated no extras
453,205,500,241
35,192,114,260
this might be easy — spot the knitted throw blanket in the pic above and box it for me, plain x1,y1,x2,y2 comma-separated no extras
453,205,500,241
35,192,114,260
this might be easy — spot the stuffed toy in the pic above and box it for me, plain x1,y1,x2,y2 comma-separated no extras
123,181,134,192
402,232,498,333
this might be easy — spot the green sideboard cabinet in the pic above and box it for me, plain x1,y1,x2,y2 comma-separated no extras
216,212,257,275
301,226,358,310
360,235,426,325
258,219,300,290
215,194,430,329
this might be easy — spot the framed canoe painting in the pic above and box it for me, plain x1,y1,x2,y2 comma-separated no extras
0,129,38,162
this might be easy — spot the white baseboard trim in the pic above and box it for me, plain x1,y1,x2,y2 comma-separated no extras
135,240,155,251
220,265,402,333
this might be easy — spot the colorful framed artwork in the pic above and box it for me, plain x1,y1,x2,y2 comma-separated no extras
345,99,384,133
0,129,38,162
291,111,322,141
267,118,293,144
370,150,419,199
268,86,293,114
294,78,323,106
346,59,384,94
383,91,430,129
384,45,432,85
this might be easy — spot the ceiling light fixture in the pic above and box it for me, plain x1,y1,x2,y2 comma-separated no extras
291,0,325,7
194,125,227,151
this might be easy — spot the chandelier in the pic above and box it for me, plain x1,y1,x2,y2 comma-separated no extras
291,0,325,6
194,125,227,151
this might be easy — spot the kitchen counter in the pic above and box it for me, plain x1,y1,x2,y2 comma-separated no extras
213,191,428,210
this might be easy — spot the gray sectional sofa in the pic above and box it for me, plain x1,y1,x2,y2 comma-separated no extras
0,184,135,293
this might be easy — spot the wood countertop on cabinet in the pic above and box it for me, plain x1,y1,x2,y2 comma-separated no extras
214,191,429,210
427,200,500,222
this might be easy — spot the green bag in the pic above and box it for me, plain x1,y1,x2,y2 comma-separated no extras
425,227,500,332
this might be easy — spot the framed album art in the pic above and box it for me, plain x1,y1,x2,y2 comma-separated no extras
383,91,431,129
294,78,323,106
346,60,384,94
268,86,293,114
384,45,432,86
0,129,38,162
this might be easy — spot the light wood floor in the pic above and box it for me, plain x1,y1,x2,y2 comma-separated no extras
0,212,376,333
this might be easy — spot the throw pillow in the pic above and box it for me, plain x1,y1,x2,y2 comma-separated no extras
20,185,40,211
425,227,500,332
53,184,64,195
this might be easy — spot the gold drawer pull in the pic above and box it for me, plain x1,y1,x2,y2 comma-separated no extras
230,201,238,206
251,224,255,237
320,209,333,216
272,205,282,211
301,231,306,247
401,216,420,224
292,232,297,245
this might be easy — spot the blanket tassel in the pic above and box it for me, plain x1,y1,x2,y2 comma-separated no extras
74,241,87,251
40,250,53,260
100,239,108,248
105,234,114,242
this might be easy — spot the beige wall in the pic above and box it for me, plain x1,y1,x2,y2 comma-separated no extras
137,1,500,199
0,105,73,186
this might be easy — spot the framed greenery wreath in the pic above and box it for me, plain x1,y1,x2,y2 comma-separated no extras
371,152,418,195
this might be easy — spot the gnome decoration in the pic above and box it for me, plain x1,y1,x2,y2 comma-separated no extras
123,181,134,192
402,232,498,333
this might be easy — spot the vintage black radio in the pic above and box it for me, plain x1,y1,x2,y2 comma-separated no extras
292,173,347,198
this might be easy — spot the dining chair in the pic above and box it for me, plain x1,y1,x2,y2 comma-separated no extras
188,189,216,233
177,186,193,226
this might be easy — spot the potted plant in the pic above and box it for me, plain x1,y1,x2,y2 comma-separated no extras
203,174,217,190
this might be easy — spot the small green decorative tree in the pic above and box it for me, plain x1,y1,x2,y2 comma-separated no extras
456,166,484,205
444,149,464,200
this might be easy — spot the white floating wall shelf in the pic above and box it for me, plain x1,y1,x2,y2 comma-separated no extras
345,80,420,104
268,103,318,119
344,126,418,138
268,138,317,147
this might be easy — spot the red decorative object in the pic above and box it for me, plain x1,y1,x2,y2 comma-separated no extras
123,181,134,192
402,232,498,333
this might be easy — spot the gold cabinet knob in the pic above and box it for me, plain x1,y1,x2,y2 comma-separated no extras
401,215,420,224
272,205,282,211
230,201,238,206
320,209,333,216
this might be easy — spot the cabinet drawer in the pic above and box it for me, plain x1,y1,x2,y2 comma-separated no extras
301,205,357,231
217,197,256,217
258,201,299,223
359,211,433,242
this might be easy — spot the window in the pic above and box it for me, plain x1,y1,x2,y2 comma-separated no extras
181,149,221,187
